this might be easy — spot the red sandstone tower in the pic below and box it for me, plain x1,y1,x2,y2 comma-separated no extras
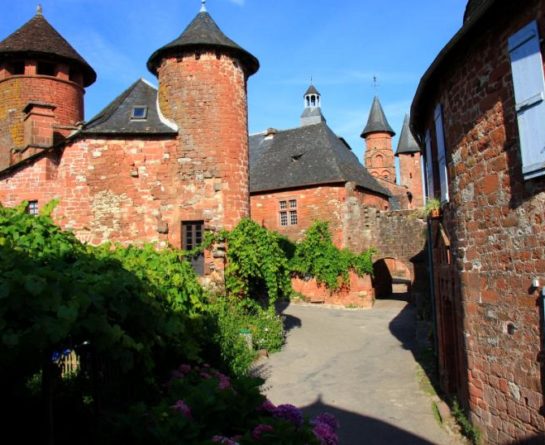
0,6,96,170
361,96,396,182
147,3,259,231
396,114,423,208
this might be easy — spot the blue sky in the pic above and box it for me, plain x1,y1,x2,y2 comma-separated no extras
3,0,467,162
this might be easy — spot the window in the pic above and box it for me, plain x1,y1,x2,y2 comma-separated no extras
434,104,449,203
9,61,25,75
26,200,39,216
508,20,545,180
182,221,204,275
131,106,148,120
279,200,297,226
37,62,56,76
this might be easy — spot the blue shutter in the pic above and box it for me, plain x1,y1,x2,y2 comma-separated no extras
508,20,545,180
424,130,435,198
434,104,449,203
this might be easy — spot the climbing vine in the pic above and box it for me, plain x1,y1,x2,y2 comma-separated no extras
290,221,375,290
224,218,292,306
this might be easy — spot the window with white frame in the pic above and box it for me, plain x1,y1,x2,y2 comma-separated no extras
26,200,39,216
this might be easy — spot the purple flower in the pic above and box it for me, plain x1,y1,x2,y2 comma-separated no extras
311,412,339,432
273,404,304,427
211,436,239,445
252,424,274,440
313,422,338,445
171,400,192,419
178,364,192,374
259,399,276,413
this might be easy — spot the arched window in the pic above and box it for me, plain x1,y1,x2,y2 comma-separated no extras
375,154,384,167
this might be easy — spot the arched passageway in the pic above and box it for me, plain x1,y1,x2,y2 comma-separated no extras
372,258,412,299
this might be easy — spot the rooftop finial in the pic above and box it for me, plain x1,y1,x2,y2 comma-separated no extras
36,4,43,15
200,0,207,12
373,75,379,92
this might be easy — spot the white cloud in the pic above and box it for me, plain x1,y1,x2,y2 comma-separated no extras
226,0,245,5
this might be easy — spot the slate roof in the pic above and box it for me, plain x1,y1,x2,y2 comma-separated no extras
249,122,390,196
361,96,395,138
147,11,259,76
304,84,320,96
396,114,421,155
0,12,96,86
84,79,178,135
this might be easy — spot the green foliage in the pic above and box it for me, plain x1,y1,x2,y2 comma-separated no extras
205,297,284,376
290,221,375,290
0,204,203,410
452,399,481,445
225,219,292,305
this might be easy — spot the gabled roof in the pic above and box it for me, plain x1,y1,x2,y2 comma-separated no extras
147,11,259,76
361,96,395,138
396,114,421,155
0,12,96,86
249,122,390,196
84,79,178,135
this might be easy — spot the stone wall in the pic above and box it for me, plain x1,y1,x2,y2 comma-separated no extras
415,1,545,441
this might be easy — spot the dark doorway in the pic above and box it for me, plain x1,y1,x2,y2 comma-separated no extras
182,221,204,275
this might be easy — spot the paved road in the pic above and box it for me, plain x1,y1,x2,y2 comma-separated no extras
259,299,458,444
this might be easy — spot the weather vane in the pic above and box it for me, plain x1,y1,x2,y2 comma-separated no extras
200,0,207,12
37,4,43,15
373,75,379,92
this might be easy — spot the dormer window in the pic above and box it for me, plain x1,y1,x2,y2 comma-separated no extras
131,106,148,120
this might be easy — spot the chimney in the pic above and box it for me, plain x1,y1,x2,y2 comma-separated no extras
23,101,56,148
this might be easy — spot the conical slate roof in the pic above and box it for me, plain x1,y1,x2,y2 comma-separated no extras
0,11,96,86
304,84,320,96
147,11,259,76
396,114,421,155
361,96,395,138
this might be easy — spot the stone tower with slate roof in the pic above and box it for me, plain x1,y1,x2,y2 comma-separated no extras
147,5,259,231
361,96,396,183
396,114,423,208
0,6,96,170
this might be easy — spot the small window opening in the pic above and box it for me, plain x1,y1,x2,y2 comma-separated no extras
131,106,148,120
409,172,413,179
10,61,25,75
26,200,39,216
306,97,310,107
37,61,56,76
311,95,316,107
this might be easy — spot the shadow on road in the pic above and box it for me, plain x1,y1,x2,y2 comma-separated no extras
276,299,302,333
301,396,437,445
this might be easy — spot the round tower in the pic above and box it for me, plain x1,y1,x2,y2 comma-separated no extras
396,114,424,208
0,6,96,169
361,96,396,182
147,3,259,230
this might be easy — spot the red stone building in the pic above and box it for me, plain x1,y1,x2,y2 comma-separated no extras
412,0,545,442
250,86,423,250
0,6,258,287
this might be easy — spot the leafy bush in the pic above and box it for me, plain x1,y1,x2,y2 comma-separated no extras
205,298,284,376
225,219,292,305
290,221,374,290
112,363,337,445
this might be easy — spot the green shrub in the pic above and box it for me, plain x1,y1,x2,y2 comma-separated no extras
452,399,481,445
290,221,375,290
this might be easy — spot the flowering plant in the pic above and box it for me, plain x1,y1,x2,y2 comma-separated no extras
117,363,338,445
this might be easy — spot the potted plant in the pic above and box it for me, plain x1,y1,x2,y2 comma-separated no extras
424,197,442,219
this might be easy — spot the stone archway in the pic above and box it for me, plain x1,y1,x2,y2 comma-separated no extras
372,257,412,299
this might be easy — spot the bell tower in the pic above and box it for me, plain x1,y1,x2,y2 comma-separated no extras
301,84,326,126
361,96,396,182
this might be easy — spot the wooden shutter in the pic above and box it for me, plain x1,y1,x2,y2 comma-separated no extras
434,104,449,203
508,20,545,180
424,130,435,198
